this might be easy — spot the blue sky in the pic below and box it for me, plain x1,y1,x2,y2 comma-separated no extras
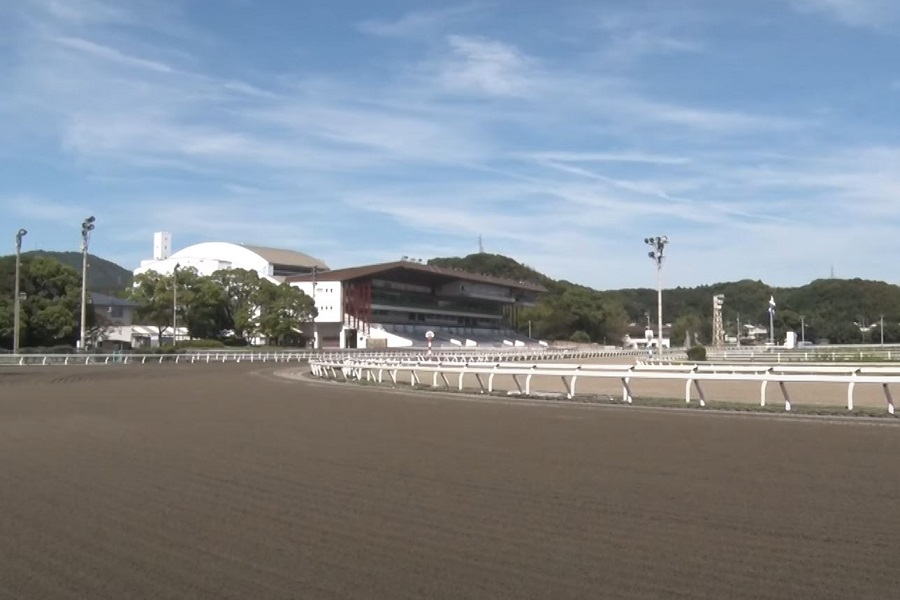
2,0,900,289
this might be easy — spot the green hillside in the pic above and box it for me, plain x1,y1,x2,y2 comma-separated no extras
430,253,900,345
20,251,132,295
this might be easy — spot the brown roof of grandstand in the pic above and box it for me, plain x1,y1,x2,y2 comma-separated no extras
240,244,329,269
285,260,548,293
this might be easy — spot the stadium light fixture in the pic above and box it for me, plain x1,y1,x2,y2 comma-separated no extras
79,216,96,352
13,228,27,354
644,235,668,350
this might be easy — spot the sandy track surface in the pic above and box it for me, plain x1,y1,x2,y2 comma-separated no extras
0,363,898,599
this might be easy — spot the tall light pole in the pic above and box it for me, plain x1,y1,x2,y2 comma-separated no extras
13,228,27,354
644,235,668,351
800,314,806,344
79,216,95,352
172,263,180,346
880,314,885,346
311,265,318,351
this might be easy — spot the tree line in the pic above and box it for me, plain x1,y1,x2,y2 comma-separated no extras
429,253,900,346
0,254,316,350
130,267,317,346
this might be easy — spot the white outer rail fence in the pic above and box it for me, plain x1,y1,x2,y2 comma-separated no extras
706,349,900,362
309,359,899,415
0,347,675,367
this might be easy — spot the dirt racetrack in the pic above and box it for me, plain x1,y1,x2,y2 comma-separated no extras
1,362,899,599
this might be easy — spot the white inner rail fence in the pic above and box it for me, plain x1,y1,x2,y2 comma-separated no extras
0,347,667,367
309,358,899,415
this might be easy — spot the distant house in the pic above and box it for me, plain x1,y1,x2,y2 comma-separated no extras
88,292,145,351
742,324,769,344
89,292,140,326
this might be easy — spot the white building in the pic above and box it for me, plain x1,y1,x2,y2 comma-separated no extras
134,232,328,282
623,328,671,350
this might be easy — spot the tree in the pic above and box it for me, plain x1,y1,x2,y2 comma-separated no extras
129,270,175,346
865,322,900,345
254,281,317,346
819,321,862,345
175,267,231,340
570,330,591,343
210,268,263,342
0,256,83,349
85,309,114,348
671,314,704,347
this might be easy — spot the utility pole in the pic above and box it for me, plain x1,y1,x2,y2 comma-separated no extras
172,263,180,346
881,314,885,345
312,265,318,351
13,228,27,353
800,315,806,344
644,235,668,351
79,216,96,352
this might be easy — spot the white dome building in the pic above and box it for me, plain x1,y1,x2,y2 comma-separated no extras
134,232,328,282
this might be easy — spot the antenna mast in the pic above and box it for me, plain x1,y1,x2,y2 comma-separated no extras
478,234,484,253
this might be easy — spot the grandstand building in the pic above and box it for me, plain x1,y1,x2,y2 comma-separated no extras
287,259,547,349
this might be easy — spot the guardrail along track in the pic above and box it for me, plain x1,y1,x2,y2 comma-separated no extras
706,349,900,362
310,358,898,415
0,347,676,367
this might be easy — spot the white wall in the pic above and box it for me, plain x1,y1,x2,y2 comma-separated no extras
366,326,414,347
153,231,171,260
290,281,343,323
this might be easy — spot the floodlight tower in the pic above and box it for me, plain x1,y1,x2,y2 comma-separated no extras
79,216,96,351
311,265,318,351
712,294,725,348
14,228,27,354
172,262,180,346
644,235,668,350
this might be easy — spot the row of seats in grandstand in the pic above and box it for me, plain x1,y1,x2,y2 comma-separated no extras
380,324,540,347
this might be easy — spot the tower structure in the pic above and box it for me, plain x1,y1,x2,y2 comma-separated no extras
712,293,725,348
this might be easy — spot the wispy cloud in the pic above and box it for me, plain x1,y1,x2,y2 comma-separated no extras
50,35,175,73
589,6,708,63
525,151,691,165
427,35,539,97
789,0,900,28
357,4,485,39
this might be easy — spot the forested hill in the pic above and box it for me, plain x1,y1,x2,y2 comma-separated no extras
20,251,132,295
429,253,555,288
428,253,900,344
